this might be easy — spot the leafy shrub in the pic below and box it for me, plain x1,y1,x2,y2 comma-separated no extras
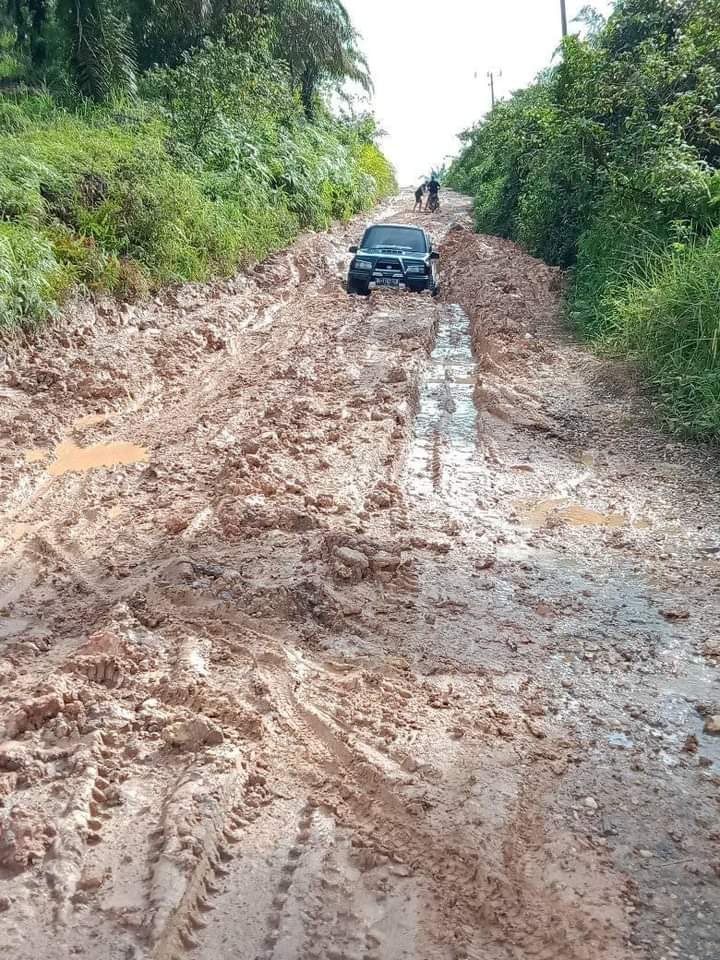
0,84,395,330
356,142,397,199
449,0,720,436
0,222,66,329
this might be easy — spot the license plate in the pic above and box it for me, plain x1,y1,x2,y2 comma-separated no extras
375,277,401,287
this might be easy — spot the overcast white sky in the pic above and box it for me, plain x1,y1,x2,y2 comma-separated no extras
342,0,615,185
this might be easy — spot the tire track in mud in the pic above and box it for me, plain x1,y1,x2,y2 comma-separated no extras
0,198,400,614
125,507,623,956
245,656,508,959
176,634,436,960
253,661,610,960
253,799,318,960
147,764,248,959
44,733,120,923
1,194,649,960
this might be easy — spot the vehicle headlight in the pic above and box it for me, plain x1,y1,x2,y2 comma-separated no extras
354,259,373,270
406,264,426,274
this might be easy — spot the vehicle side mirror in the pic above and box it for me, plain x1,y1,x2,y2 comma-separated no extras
430,251,440,260
349,245,358,253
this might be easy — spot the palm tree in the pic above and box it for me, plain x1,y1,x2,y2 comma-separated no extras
55,0,136,99
127,0,269,70
270,0,371,118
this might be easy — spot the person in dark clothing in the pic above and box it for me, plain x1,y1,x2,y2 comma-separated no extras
414,184,424,211
425,176,440,210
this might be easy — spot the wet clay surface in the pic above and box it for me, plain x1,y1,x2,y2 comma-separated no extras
1,193,719,959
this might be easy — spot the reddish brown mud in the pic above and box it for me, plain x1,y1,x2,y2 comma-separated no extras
1,193,718,960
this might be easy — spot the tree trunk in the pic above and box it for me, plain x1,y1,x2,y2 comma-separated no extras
29,0,48,67
301,66,316,120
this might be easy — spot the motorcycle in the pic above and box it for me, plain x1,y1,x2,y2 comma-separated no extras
427,193,440,213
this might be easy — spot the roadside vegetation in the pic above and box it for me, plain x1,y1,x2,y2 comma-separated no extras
0,1,396,332
448,0,720,438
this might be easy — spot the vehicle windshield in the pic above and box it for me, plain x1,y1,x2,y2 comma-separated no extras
361,226,427,253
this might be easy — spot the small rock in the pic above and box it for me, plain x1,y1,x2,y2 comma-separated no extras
333,546,369,571
683,734,699,754
702,640,720,659
0,895,11,912
165,514,189,535
370,551,400,572
584,797,599,811
77,870,104,892
703,715,720,735
524,719,545,739
162,717,224,750
662,609,689,621
385,366,407,384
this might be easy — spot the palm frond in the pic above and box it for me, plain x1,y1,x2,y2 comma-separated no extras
270,0,372,115
57,0,137,99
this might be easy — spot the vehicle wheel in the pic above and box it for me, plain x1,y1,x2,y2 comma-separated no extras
347,278,370,296
431,282,440,297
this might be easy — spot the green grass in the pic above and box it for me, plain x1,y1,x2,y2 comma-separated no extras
0,221,64,325
0,94,396,333
600,232,720,438
568,216,720,438
0,32,24,84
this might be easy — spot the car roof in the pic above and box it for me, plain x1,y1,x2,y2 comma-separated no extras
366,223,425,233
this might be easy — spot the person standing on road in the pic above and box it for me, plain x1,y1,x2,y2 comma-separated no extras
425,175,440,211
414,184,424,211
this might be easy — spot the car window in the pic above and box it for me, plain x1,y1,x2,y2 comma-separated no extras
362,226,427,253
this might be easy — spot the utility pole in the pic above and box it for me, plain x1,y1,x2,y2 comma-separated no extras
560,0,568,37
476,68,500,110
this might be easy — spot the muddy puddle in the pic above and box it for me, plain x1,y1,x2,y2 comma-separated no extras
9,522,36,542
29,439,149,476
515,497,650,530
405,303,480,517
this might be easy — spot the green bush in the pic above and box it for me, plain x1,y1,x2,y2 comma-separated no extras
449,0,720,437
0,79,395,331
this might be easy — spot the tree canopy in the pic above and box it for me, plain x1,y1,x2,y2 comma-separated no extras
5,0,371,109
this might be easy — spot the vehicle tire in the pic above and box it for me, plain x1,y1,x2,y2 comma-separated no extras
347,278,370,296
431,282,440,297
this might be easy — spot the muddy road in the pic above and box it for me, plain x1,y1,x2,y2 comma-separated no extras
1,192,719,960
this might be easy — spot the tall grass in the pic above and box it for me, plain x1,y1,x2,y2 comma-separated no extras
0,32,23,84
602,233,720,437
0,94,396,332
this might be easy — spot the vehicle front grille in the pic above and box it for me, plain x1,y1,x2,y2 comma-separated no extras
375,259,402,271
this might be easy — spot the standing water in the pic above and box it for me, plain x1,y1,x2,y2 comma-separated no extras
405,303,480,519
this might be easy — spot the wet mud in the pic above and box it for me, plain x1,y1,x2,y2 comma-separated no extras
0,192,719,959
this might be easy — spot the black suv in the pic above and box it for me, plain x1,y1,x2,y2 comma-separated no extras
346,223,440,296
